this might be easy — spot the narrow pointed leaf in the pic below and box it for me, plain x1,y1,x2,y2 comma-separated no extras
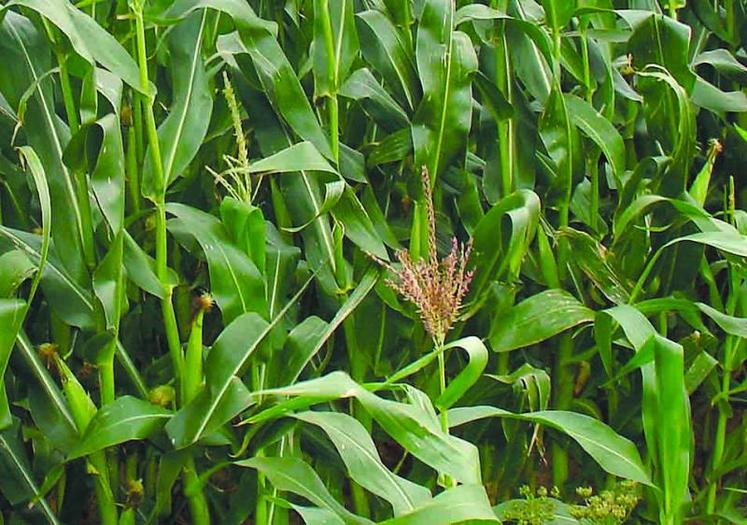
69,396,171,459
489,290,594,352
144,10,212,193
237,457,372,525
295,411,432,516
449,406,653,486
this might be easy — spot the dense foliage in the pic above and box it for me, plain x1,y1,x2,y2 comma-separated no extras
1,0,746,523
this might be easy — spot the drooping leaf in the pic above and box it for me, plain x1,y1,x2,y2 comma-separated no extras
256,372,482,485
0,11,87,279
468,190,540,304
379,484,498,525
2,0,145,93
385,337,489,411
489,290,594,352
449,406,653,486
339,68,410,131
295,411,432,516
237,457,372,525
564,94,625,180
246,142,337,175
695,303,747,338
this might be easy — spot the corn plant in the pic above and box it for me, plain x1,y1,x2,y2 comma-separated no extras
0,0,746,524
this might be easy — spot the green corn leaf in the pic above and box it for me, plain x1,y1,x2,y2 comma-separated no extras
0,231,95,328
165,313,263,445
13,332,79,450
16,147,50,301
563,94,625,180
378,484,498,525
695,303,747,338
487,363,552,412
596,306,690,519
384,336,488,410
255,372,482,485
150,450,190,521
0,299,26,429
0,147,50,429
356,10,419,112
331,187,389,260
0,250,34,298
63,114,125,234
143,10,212,194
2,0,145,94
122,230,173,299
692,49,747,81
691,76,747,113
449,406,653,486
412,0,478,179
0,12,88,279
690,0,739,46
474,71,514,121
368,127,414,166
468,190,540,305
246,142,337,175
167,203,267,322
68,396,171,459
662,230,747,258
295,411,432,516
167,0,333,160
539,0,577,31
489,289,594,353
560,228,632,304
167,275,313,448
236,456,373,525
312,0,358,98
293,506,346,525
269,316,328,388
92,232,125,330
218,61,339,285
540,84,581,205
0,419,61,524
339,68,410,131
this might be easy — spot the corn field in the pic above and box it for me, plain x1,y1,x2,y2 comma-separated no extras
0,0,746,523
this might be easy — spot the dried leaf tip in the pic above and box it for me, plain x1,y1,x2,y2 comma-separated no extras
384,167,474,345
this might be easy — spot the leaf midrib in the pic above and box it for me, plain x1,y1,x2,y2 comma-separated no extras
0,433,59,524
317,419,418,512
162,10,208,183
7,20,85,251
